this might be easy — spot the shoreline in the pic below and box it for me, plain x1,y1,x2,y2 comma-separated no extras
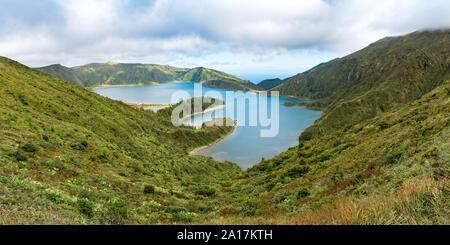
181,104,227,120
189,120,237,156
122,101,170,109
91,82,159,89
90,80,193,89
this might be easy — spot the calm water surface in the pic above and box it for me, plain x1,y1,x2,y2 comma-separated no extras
94,83,321,170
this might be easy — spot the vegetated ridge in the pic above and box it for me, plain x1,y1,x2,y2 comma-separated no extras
36,63,261,91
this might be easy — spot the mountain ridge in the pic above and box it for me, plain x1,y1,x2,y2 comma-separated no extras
272,29,450,139
36,62,261,91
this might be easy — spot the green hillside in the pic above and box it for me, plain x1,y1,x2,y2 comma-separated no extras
36,63,261,91
0,56,239,224
257,78,288,90
179,67,261,91
272,30,450,138
204,80,450,224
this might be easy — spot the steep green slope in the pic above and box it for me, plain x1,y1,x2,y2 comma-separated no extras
257,78,287,90
36,63,261,91
35,64,85,87
272,30,450,138
0,56,239,224
205,81,450,224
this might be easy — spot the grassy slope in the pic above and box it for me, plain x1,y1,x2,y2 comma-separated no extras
257,78,287,90
36,63,261,91
0,56,240,224
272,30,450,138
203,81,449,224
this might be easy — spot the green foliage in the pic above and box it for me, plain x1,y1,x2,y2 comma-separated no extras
76,198,94,218
377,121,391,130
386,148,405,164
273,188,310,204
13,150,28,162
195,186,217,197
296,188,310,199
164,205,187,214
21,143,38,153
104,201,129,225
143,184,155,194
241,200,262,216
285,165,310,178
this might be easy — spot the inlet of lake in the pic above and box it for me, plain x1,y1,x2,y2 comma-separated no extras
94,82,322,170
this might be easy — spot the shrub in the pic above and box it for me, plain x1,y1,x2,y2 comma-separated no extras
21,143,38,153
241,200,262,216
71,140,88,151
14,150,28,162
42,134,49,141
273,188,310,204
286,165,310,178
422,147,438,159
164,205,187,214
195,186,216,197
311,153,332,163
273,190,296,203
166,211,198,222
143,184,155,194
377,120,391,130
331,166,344,185
386,148,404,164
130,162,143,173
76,198,94,218
104,200,128,225
296,188,310,199
299,131,313,141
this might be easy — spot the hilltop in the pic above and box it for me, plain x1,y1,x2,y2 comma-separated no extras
272,30,450,138
36,63,261,91
257,78,288,90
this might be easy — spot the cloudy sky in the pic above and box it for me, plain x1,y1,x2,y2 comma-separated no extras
1,0,449,82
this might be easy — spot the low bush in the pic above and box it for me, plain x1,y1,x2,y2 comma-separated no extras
143,184,156,194
386,148,404,164
285,165,310,178
21,143,38,153
14,150,28,162
195,186,216,197
164,205,187,214
104,200,129,225
76,198,94,218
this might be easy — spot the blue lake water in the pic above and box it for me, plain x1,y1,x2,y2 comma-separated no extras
94,83,322,170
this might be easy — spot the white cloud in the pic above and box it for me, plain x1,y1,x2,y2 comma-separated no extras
0,0,449,76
